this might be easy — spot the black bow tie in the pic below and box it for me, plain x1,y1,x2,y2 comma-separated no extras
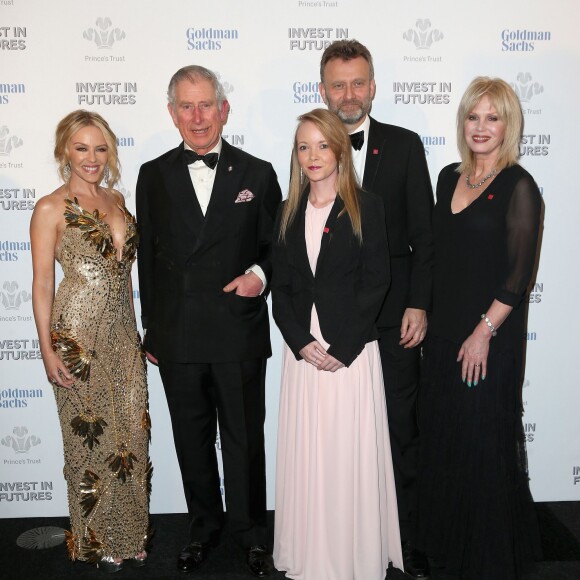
349,130,364,151
183,149,219,169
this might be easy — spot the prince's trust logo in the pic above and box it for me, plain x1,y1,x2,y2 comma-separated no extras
1,426,40,454
0,126,23,156
512,73,543,115
403,19,444,50
512,73,544,102
83,17,126,49
0,281,31,311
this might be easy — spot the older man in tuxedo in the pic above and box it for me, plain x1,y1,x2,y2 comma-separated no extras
319,40,434,579
136,65,281,576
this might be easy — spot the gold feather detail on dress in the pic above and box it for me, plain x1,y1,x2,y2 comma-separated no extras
82,527,104,564
79,470,102,517
64,198,115,259
64,529,79,561
106,444,138,482
50,322,93,382
70,412,107,450
145,459,153,497
122,204,139,262
141,409,151,431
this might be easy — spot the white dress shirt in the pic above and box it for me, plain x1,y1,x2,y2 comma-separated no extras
350,115,371,185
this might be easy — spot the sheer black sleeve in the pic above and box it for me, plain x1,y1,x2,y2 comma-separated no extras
494,171,542,307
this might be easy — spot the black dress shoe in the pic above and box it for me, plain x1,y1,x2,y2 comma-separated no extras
402,541,430,579
247,545,274,577
177,542,211,573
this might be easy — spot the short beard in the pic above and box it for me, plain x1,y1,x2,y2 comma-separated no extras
336,107,366,126
332,100,371,126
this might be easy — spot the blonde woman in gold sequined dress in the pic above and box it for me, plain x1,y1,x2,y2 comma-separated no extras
30,110,151,573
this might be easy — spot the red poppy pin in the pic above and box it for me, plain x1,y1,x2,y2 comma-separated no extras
488,194,494,200
323,227,330,234
373,148,379,155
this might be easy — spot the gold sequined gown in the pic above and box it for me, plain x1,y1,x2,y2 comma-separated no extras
50,198,151,562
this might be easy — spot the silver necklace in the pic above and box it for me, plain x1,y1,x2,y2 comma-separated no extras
465,168,496,189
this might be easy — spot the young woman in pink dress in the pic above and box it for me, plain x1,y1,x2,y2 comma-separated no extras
271,108,403,580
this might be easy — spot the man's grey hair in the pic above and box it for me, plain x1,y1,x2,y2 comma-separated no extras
167,65,226,108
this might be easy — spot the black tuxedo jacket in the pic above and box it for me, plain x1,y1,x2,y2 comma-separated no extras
363,117,434,327
271,190,390,367
136,139,282,363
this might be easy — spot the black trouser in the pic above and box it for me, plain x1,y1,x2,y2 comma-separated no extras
159,358,268,548
378,326,421,543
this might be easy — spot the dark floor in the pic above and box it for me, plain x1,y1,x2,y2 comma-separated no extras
0,504,579,579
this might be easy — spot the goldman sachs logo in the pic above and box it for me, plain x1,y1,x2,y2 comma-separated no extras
501,29,551,52
186,27,239,50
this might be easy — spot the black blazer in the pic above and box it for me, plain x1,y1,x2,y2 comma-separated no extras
271,190,390,367
363,117,434,327
136,139,282,363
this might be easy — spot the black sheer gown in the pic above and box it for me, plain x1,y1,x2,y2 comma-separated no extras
416,163,543,579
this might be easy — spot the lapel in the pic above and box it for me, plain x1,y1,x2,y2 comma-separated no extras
362,117,386,193
163,143,204,241
315,196,343,277
290,191,344,279
191,139,245,255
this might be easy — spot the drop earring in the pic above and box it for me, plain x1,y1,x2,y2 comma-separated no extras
103,166,110,185
63,162,71,182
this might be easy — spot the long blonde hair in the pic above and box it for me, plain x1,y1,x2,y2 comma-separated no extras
279,108,361,242
456,77,523,175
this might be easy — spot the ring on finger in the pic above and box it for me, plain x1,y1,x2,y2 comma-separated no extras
474,364,481,367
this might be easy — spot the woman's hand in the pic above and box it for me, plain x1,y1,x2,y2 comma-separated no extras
457,325,491,387
43,349,74,388
457,302,513,387
299,341,344,372
317,353,344,373
299,341,328,368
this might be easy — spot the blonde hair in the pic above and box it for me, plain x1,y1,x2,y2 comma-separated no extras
279,108,362,242
54,110,121,188
456,76,523,175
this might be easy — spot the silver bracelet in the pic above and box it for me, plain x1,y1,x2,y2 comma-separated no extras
481,314,497,337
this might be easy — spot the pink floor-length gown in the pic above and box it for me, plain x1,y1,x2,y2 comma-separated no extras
273,201,403,580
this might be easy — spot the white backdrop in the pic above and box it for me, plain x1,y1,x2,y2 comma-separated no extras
1,0,579,518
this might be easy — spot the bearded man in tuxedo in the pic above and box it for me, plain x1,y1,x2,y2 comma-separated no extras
319,40,434,579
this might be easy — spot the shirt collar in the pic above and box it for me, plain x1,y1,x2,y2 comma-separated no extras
184,138,223,156
349,115,370,141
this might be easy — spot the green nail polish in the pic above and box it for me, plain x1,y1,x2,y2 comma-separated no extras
462,378,465,384
467,381,471,387
482,375,486,381
474,380,478,386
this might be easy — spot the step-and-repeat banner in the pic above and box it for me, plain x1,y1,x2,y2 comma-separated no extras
1,0,578,517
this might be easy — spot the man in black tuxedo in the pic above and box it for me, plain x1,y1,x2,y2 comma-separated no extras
136,65,281,576
319,40,434,578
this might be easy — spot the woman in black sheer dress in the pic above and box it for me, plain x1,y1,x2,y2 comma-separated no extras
416,77,542,579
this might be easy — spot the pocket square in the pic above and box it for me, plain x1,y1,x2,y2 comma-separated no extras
235,189,255,203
